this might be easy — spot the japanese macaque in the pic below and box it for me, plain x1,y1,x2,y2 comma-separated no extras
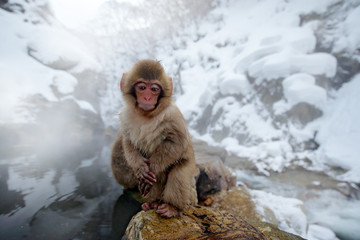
111,60,198,218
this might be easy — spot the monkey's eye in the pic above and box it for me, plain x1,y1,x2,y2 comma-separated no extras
151,84,161,93
135,83,147,91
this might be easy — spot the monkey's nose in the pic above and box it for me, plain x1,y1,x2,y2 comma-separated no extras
143,96,152,102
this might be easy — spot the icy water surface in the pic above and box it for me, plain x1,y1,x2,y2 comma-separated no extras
0,139,140,240
235,164,360,240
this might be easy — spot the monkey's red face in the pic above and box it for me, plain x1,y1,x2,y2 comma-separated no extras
134,79,162,112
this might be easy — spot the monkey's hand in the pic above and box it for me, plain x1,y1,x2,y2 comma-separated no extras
136,159,156,196
135,159,156,186
139,181,152,196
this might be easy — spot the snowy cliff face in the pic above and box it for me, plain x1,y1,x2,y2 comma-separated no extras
2,0,359,182
93,0,360,183
151,0,360,182
0,0,104,151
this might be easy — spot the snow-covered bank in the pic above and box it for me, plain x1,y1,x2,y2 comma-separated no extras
315,75,360,183
153,0,359,238
0,0,100,124
159,0,360,184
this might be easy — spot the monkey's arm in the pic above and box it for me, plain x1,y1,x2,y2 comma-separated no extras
150,124,189,174
122,138,156,185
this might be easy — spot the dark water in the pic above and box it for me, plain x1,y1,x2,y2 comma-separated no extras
0,137,141,240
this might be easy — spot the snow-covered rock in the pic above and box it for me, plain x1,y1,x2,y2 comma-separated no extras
27,26,99,71
0,0,101,124
315,74,360,183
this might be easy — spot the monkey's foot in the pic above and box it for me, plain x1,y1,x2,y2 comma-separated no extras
141,202,159,211
156,203,179,218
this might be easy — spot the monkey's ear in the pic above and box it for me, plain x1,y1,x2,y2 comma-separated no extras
169,77,173,96
120,73,127,91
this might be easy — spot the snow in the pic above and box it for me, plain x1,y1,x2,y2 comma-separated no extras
219,74,250,96
0,5,99,123
222,138,293,175
305,189,360,240
52,71,77,94
251,189,308,237
248,51,337,80
163,0,358,185
287,0,341,14
235,26,317,75
28,26,101,72
307,224,339,240
333,5,360,54
155,1,360,237
274,73,327,114
316,75,360,182
162,0,360,188
62,96,97,113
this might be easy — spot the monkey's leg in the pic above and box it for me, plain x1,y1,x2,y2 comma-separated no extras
159,162,197,217
156,203,179,218
141,202,159,211
142,200,179,218
111,136,138,188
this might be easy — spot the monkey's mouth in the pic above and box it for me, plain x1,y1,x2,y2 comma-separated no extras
138,103,156,112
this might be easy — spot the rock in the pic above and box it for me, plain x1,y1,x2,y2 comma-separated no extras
286,102,322,127
125,205,267,240
211,187,259,221
254,79,284,106
193,139,228,162
212,187,306,240
125,187,306,240
72,70,105,112
124,142,306,240
226,154,256,170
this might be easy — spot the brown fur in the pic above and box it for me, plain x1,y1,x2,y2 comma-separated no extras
111,60,198,212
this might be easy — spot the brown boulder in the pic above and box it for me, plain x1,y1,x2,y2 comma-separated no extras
125,187,307,240
125,205,267,240
212,187,307,240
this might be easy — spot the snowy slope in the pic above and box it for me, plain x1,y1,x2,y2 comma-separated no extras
149,0,360,183
0,0,100,124
316,75,360,182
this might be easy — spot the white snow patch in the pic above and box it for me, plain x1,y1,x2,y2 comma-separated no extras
333,5,360,54
62,96,97,114
316,75,360,182
274,73,327,113
306,189,360,240
307,224,339,240
219,74,250,96
52,71,77,94
248,51,337,80
251,189,308,237
27,26,101,72
0,6,100,123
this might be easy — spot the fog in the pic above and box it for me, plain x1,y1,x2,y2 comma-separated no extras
1,0,360,239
